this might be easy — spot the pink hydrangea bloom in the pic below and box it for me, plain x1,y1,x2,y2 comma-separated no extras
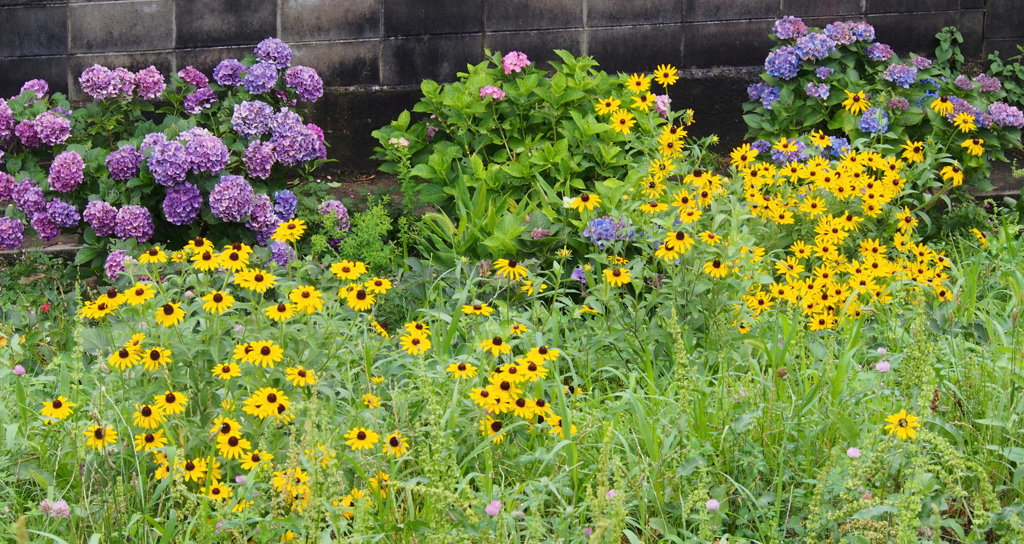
502,51,531,75
480,85,505,100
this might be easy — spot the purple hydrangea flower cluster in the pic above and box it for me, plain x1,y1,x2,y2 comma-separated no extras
771,139,809,163
147,140,189,186
19,79,48,100
34,111,71,146
751,139,772,153
269,109,325,165
502,51,531,75
163,182,203,225
246,193,277,244
0,217,25,250
823,22,856,46
83,200,118,236
883,64,918,88
954,75,974,90
887,97,910,111
214,59,247,86
805,82,830,100
765,46,802,80
13,180,46,215
911,56,933,69
773,16,808,40
273,189,297,221
858,107,889,133
989,101,1024,128
209,175,255,222
285,66,323,102
104,249,134,280
255,38,293,69
46,199,80,228
815,67,834,80
79,65,118,100
748,82,781,110
49,151,85,193
243,140,276,179
184,87,217,114
30,213,59,241
107,144,142,180
177,66,209,88
319,199,351,231
269,241,295,266
850,22,876,42
136,66,166,100
140,132,168,152
582,216,634,249
39,499,70,519
113,67,137,96
795,32,836,61
0,99,15,142
244,62,279,94
0,172,15,202
115,205,154,242
232,100,275,138
177,127,213,143
865,43,894,62
185,133,229,174
15,120,42,148
949,97,982,121
974,74,1001,93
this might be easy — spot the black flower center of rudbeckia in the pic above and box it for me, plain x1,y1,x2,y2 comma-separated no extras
229,252,239,261
287,223,296,230
97,303,108,311
145,434,155,443
516,398,527,408
491,420,502,432
507,366,518,374
457,363,466,371
254,274,264,282
107,288,118,299
266,393,277,403
713,260,721,268
853,96,860,102
297,369,307,377
148,248,159,256
260,346,271,356
194,237,205,246
118,349,130,358
221,365,231,373
491,337,503,346
612,270,622,277
213,293,223,303
537,415,546,424
141,406,153,417
228,436,239,447
940,97,948,103
566,384,576,394
165,393,176,403
357,431,367,440
185,462,195,471
135,288,144,296
341,266,351,273
212,487,221,495
536,398,547,408
500,381,511,391
411,338,421,346
528,362,538,371
244,345,254,354
302,291,310,298
201,251,212,261
251,453,261,462
278,404,288,413
973,139,980,145
389,436,400,447
580,194,590,202
277,304,287,312
52,399,63,408
538,346,548,355
473,304,482,310
952,166,961,173
356,290,367,300
150,350,161,360
162,304,175,315
480,390,490,398
507,259,518,268
94,428,105,439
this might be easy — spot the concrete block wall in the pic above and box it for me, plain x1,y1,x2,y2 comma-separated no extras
0,0,1020,171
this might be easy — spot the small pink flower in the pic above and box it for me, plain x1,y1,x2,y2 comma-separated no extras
13,365,26,376
235,475,247,484
606,489,618,499
876,346,888,354
583,528,593,536
655,94,671,118
875,360,890,373
41,302,51,313
706,498,720,511
502,51,531,75
480,85,505,100
485,499,501,516
862,491,873,500
846,447,861,458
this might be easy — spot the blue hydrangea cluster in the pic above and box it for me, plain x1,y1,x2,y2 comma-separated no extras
46,199,79,229
106,144,142,181
163,182,203,225
828,137,851,157
582,216,634,249
858,107,889,134
183,87,217,114
244,62,279,94
273,189,297,221
147,140,189,186
770,139,809,163
245,193,277,244
865,43,894,62
748,82,781,110
136,66,166,100
185,134,229,175
883,64,918,88
823,22,856,46
850,22,875,42
912,56,933,69
83,200,118,237
114,205,154,242
214,59,246,86
795,32,836,61
765,46,802,80
244,141,276,179
773,16,808,39
990,101,1024,128
34,111,71,146
232,101,275,139
319,199,351,232
0,217,26,250
49,151,85,193
209,175,255,222
285,66,323,102
751,140,772,153
804,82,830,100
255,38,293,69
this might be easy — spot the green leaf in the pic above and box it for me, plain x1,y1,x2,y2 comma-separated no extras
74,246,100,266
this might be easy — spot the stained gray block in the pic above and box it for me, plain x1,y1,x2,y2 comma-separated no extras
69,51,173,101
867,11,960,57
291,40,380,87
866,0,958,13
175,46,251,74
589,25,682,75
485,0,582,32
176,0,277,48
682,0,778,23
382,34,484,85
70,1,174,54
780,0,864,17
281,0,380,42
589,0,682,26
984,38,1024,60
0,5,68,57
484,30,584,69
682,20,775,68
383,0,483,37
987,0,1024,40
0,56,69,98
959,9,984,59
